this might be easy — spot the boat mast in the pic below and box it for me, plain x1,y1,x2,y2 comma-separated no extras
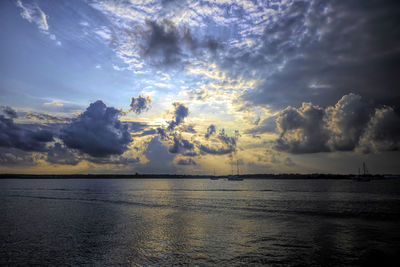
231,155,233,175
363,162,367,175
236,159,239,176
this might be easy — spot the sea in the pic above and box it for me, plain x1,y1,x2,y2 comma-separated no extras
1,178,400,266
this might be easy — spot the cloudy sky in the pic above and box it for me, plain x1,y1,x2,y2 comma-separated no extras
1,0,400,174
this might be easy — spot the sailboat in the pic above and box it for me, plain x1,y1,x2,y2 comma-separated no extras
353,162,371,182
210,168,219,180
227,160,243,181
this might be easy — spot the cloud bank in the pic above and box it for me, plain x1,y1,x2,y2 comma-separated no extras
270,94,400,154
0,115,54,152
61,100,132,157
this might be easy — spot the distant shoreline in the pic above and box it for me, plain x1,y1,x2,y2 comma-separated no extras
1,173,398,180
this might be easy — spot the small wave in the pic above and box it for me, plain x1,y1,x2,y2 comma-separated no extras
155,189,276,192
244,207,400,221
4,188,116,195
4,194,166,209
4,194,400,221
272,243,312,249
6,188,73,192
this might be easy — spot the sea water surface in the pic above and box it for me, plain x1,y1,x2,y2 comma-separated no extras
1,178,400,266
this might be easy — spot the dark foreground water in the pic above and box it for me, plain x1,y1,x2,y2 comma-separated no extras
1,179,400,266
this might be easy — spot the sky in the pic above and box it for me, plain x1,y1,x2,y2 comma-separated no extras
1,0,400,175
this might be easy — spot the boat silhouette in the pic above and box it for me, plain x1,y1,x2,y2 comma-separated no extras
352,162,371,182
227,160,243,181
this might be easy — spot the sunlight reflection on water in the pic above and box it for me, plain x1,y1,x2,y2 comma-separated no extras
1,178,400,266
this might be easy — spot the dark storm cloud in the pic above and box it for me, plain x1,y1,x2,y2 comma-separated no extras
182,26,222,54
0,115,54,152
140,19,222,66
1,106,18,119
129,95,152,114
205,124,216,139
47,143,80,165
177,158,196,166
60,100,132,157
142,19,182,66
273,94,400,154
198,144,235,155
198,128,239,155
47,143,141,166
167,103,189,130
168,135,194,154
221,0,400,109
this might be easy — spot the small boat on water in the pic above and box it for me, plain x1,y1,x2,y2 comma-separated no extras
227,160,243,181
227,175,243,181
352,162,371,182
210,169,219,180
